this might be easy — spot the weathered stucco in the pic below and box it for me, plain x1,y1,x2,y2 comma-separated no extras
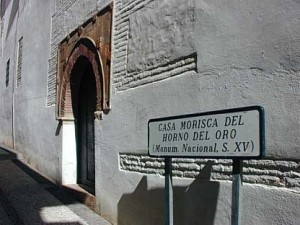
0,0,61,181
103,0,300,224
0,0,299,225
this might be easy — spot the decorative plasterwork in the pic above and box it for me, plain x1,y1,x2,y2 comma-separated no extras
56,4,112,119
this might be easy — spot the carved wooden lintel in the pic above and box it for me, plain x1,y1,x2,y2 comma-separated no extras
56,5,112,119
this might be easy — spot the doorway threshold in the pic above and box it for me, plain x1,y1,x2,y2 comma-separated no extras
62,184,96,211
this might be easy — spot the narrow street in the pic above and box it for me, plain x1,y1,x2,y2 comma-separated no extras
0,147,111,225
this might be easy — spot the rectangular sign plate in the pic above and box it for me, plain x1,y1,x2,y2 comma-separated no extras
148,106,265,159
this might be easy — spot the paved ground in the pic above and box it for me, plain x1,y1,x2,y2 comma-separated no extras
0,147,111,225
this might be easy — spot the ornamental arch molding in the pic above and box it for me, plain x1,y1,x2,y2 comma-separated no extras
56,5,112,120
58,38,104,119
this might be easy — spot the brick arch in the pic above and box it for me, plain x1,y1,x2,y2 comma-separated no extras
58,37,105,119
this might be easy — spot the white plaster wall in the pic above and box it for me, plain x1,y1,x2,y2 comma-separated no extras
13,0,62,181
112,0,300,159
96,73,300,224
61,120,77,185
0,0,115,196
0,0,62,182
96,0,300,224
0,0,17,148
0,0,299,224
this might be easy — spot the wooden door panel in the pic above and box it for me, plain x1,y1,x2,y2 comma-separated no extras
87,95,95,182
77,63,96,189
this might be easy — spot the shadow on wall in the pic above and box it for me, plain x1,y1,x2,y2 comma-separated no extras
118,162,220,225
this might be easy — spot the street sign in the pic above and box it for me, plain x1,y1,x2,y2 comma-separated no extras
148,106,265,158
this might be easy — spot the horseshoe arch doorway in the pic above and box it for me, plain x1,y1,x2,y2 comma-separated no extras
56,6,112,197
58,37,106,195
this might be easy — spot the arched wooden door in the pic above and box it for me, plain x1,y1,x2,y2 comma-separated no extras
77,63,96,189
58,35,110,194
71,57,96,193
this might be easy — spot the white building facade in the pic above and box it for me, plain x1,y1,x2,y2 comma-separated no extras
0,0,300,224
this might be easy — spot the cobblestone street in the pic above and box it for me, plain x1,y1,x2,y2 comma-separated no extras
0,148,111,225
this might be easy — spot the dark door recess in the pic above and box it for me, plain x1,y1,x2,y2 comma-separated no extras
77,63,96,191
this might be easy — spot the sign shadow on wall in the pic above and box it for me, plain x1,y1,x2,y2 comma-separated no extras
118,161,219,225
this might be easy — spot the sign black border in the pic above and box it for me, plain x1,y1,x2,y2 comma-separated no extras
148,106,265,159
